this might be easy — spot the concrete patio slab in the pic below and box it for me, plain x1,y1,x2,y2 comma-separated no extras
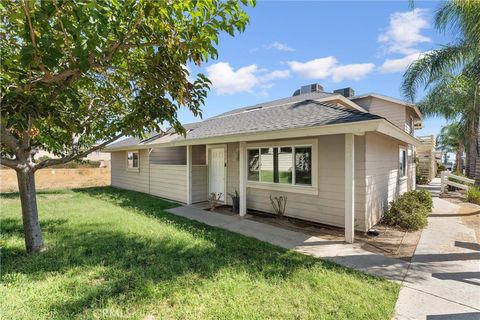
167,206,410,282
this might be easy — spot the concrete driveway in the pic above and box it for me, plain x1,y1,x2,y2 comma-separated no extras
394,196,480,320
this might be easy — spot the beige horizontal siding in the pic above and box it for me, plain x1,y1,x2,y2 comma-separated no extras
354,96,407,132
150,146,186,165
242,134,368,230
364,132,413,230
192,165,207,202
226,143,240,205
111,150,149,193
150,164,187,203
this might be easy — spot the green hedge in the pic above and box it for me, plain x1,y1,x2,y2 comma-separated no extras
383,190,432,230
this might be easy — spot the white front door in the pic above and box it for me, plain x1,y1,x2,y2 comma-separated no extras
209,148,225,201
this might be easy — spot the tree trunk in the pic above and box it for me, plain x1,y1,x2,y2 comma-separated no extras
469,125,477,179
16,169,44,252
456,146,463,173
465,147,470,177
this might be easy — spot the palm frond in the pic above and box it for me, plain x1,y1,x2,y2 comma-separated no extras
435,0,480,45
401,42,475,101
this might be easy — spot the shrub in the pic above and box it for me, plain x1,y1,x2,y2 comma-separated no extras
437,163,446,172
416,174,429,185
409,189,433,211
383,190,432,230
467,186,480,205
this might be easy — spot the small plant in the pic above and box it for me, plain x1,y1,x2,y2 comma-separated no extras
383,190,432,230
437,163,446,173
467,186,480,205
269,195,287,218
416,174,429,185
208,192,223,211
228,190,240,213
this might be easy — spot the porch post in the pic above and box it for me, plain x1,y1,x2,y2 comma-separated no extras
186,145,192,205
239,142,247,216
345,133,355,243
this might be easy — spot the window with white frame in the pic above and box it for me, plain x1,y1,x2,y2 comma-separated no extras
247,145,312,186
127,151,139,170
399,147,406,177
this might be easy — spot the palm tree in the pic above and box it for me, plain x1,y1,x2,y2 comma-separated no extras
417,74,476,176
436,123,466,172
402,0,480,184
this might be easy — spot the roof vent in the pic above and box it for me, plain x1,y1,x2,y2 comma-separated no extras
292,83,324,96
333,87,355,98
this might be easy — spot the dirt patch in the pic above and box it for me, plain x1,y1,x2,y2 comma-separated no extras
208,205,420,261
0,168,110,192
441,195,480,243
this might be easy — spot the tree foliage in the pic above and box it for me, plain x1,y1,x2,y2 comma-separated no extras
402,0,480,101
0,0,254,252
1,0,254,167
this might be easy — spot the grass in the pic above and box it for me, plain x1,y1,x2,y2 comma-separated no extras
0,187,399,319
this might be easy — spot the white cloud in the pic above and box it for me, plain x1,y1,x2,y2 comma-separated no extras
380,52,427,73
206,62,290,95
287,57,374,82
287,57,337,79
267,41,295,52
378,8,431,55
260,69,290,81
331,63,376,82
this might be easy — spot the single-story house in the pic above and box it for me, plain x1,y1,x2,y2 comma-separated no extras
105,84,422,242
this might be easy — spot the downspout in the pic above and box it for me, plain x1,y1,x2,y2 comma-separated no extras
148,148,153,195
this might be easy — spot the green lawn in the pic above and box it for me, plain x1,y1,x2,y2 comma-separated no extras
0,187,399,319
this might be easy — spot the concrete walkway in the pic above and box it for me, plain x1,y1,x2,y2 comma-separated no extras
394,183,480,319
167,205,409,282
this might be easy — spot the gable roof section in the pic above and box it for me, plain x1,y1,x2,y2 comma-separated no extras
106,100,383,150
350,92,423,120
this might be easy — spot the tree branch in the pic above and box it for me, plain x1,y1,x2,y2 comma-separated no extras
0,157,20,169
35,133,124,170
21,0,51,77
0,124,21,152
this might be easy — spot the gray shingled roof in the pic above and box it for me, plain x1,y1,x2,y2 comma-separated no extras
106,96,383,150
212,91,335,118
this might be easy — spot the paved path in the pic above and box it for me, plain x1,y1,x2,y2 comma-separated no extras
167,206,409,282
394,185,480,319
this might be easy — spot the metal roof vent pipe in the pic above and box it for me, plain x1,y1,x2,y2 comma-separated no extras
292,83,324,96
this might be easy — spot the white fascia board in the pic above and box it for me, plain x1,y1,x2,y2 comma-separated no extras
105,119,418,150
377,121,421,146
352,93,423,120
145,120,383,148
315,95,367,113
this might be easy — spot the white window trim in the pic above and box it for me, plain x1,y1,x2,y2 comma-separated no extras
126,150,140,172
246,139,318,195
399,146,407,178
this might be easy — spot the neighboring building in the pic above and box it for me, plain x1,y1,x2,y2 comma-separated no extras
416,135,437,181
35,148,111,168
105,84,421,242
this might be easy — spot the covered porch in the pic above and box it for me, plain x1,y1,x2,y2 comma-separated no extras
152,133,359,243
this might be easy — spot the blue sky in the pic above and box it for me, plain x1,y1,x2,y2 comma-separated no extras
179,1,453,136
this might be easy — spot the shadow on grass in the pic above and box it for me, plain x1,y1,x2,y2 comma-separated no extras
1,187,387,318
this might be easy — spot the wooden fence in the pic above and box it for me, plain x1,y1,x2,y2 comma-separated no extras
440,171,474,193
0,168,110,193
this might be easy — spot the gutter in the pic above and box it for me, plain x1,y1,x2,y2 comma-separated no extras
103,118,420,151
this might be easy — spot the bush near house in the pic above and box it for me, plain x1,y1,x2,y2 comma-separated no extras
467,186,480,205
383,190,432,230
437,163,446,173
416,174,429,185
